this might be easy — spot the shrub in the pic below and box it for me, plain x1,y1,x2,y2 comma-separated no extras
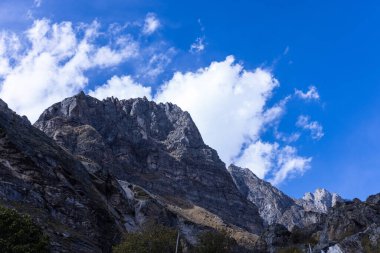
113,224,179,253
0,205,49,253
193,230,236,253
276,247,303,253
361,234,380,253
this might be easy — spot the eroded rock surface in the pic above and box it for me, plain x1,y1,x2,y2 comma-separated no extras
296,188,343,213
34,93,264,234
228,165,323,230
1,93,379,253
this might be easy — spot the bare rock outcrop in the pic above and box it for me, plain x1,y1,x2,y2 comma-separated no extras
33,93,265,242
228,164,323,230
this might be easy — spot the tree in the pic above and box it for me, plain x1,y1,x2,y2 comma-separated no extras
113,224,179,253
193,230,236,253
0,205,49,253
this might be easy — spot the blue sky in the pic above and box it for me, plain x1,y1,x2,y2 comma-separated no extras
0,0,379,199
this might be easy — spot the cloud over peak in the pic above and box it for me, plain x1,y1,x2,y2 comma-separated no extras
89,75,152,100
0,18,320,186
0,19,137,122
155,56,311,184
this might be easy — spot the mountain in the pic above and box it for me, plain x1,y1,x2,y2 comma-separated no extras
0,92,379,252
33,92,263,232
228,165,323,230
0,96,265,252
0,98,127,252
296,188,343,213
227,164,380,251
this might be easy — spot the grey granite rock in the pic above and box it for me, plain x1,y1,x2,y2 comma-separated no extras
296,188,343,213
0,98,128,252
2,91,379,253
228,164,323,230
34,93,264,234
0,98,247,252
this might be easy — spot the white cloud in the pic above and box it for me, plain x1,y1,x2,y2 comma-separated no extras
0,19,138,123
34,0,42,7
154,56,313,184
142,13,160,35
89,75,152,100
0,32,21,76
262,96,290,125
295,85,320,100
138,48,175,80
269,145,312,185
0,18,318,185
296,115,324,140
155,56,279,163
274,130,300,143
236,141,311,185
236,141,277,178
190,37,205,53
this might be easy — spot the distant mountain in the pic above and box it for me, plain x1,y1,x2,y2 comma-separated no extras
296,188,343,213
228,164,380,252
228,165,323,230
0,93,378,252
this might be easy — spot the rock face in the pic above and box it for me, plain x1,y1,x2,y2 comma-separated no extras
296,188,343,213
33,93,263,231
315,195,380,252
228,165,323,230
0,99,128,252
0,97,264,252
1,92,379,253
228,165,293,224
258,194,380,252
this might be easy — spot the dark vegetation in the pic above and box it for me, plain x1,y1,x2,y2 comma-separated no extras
113,224,179,253
193,230,236,253
113,224,237,253
0,205,49,253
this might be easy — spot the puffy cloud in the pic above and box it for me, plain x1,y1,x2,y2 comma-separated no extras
295,85,320,100
142,13,160,35
0,19,138,123
269,145,312,185
190,37,206,53
0,18,318,185
155,56,279,163
236,141,277,179
89,75,151,100
236,141,311,185
154,56,312,184
262,96,290,125
0,32,21,76
296,115,324,140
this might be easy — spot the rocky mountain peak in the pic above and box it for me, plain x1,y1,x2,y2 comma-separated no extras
296,188,343,213
36,92,205,152
34,93,264,234
227,164,324,230
1,93,379,252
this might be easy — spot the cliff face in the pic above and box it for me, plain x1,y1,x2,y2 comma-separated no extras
0,99,129,252
33,93,263,233
228,164,380,252
1,93,379,253
228,165,323,230
0,95,265,252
